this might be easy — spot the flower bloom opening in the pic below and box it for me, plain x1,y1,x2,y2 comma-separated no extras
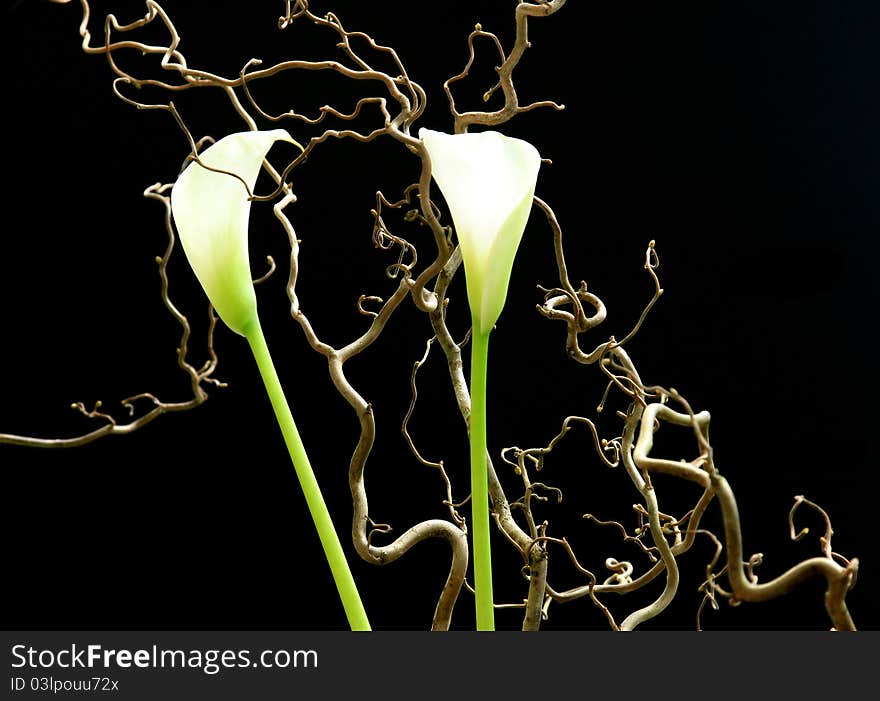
171,129,297,335
420,128,541,333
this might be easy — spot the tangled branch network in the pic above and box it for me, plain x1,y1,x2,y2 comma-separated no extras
2,0,859,630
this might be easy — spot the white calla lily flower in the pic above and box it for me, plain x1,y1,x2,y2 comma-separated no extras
171,129,297,335
420,128,541,333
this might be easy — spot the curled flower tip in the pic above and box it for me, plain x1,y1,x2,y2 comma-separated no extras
171,129,300,336
420,128,541,334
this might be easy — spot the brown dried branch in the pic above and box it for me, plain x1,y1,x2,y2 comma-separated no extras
402,337,466,528
445,1,568,133
278,2,426,130
0,181,220,449
583,513,660,562
535,535,619,630
789,495,851,566
641,389,859,630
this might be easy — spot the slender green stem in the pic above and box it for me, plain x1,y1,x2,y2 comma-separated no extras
469,328,495,631
244,317,371,631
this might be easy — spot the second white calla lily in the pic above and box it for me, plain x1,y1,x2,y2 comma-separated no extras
171,129,297,335
170,128,371,630
420,128,541,333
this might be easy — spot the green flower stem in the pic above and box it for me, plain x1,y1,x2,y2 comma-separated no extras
244,318,371,631
469,328,495,631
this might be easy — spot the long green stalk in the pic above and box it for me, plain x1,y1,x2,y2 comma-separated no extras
469,328,495,631
244,318,371,631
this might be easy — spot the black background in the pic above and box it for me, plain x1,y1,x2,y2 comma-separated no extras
1,1,877,630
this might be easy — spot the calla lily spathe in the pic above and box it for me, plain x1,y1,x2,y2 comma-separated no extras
171,129,297,335
420,128,541,333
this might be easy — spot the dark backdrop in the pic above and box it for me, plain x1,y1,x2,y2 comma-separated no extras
2,1,877,630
